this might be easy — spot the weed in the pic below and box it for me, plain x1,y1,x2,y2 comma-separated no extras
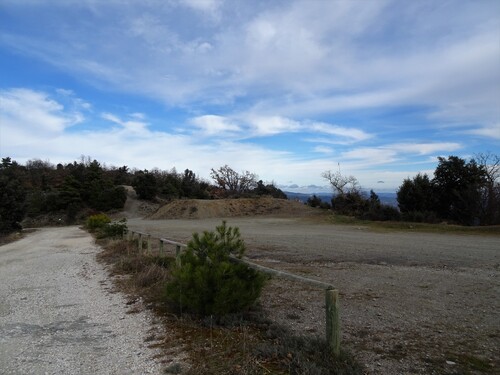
97,236,362,374
136,264,169,288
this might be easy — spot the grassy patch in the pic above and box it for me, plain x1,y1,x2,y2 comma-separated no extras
449,353,494,373
96,237,363,374
327,214,500,236
155,311,362,375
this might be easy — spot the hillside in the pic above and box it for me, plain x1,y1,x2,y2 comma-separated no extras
148,197,317,220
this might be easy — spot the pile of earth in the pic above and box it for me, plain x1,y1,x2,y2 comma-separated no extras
148,197,317,220
116,186,160,219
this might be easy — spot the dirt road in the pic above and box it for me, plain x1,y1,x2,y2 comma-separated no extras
128,217,500,374
0,227,164,375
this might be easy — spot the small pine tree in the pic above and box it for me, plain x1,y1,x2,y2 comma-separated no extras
165,221,265,317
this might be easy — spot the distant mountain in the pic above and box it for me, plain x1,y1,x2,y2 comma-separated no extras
285,192,333,203
376,193,398,207
285,191,398,207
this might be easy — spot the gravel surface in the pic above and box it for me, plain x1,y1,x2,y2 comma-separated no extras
0,227,166,375
128,216,500,374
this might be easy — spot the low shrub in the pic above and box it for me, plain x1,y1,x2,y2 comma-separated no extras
362,204,401,221
165,221,265,317
401,210,439,223
86,214,127,239
85,213,111,231
102,218,127,238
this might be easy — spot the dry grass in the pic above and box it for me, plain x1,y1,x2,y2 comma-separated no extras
96,237,362,374
327,214,500,236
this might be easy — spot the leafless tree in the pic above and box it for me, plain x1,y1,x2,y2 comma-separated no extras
474,152,500,224
321,169,360,196
474,152,500,184
210,165,258,194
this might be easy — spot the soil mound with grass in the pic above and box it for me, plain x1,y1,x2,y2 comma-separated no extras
148,197,316,220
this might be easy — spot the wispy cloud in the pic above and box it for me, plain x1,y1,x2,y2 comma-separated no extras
190,115,241,136
308,122,372,142
3,0,497,124
0,88,83,140
465,123,500,140
1,1,498,191
245,115,301,136
101,113,149,134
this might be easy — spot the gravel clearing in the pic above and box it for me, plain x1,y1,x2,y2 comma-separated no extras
0,226,166,375
128,216,500,374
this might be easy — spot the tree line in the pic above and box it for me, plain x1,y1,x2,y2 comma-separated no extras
397,154,499,225
316,154,500,226
0,157,285,233
2,153,499,234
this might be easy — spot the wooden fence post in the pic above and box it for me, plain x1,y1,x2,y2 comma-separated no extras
147,234,151,254
125,230,131,255
175,245,182,266
138,233,143,252
325,288,340,357
159,239,164,255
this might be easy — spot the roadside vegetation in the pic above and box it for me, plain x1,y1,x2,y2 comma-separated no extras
93,220,362,374
0,157,286,235
1,153,498,237
310,153,500,227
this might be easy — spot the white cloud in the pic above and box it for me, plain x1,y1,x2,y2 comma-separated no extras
2,0,497,129
1,1,498,191
0,88,302,185
308,122,372,142
391,142,462,155
465,123,500,140
338,142,463,168
313,146,334,154
101,112,149,134
245,115,301,136
188,114,371,142
179,0,222,14
341,148,399,165
190,115,241,135
0,88,83,149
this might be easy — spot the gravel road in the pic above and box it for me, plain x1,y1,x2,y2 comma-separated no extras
0,227,165,375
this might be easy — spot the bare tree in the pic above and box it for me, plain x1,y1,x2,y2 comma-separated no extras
474,152,500,184
210,165,258,194
321,169,360,196
474,152,500,224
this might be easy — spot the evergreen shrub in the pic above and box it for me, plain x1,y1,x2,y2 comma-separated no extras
165,221,265,317
102,218,128,238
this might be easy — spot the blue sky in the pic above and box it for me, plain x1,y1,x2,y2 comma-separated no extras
0,0,498,193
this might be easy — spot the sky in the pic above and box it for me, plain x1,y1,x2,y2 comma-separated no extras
0,0,499,193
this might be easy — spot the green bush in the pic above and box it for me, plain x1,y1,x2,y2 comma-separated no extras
102,218,127,238
165,221,265,317
85,213,111,231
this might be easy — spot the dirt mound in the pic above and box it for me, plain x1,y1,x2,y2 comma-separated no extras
148,197,316,220
115,186,160,219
